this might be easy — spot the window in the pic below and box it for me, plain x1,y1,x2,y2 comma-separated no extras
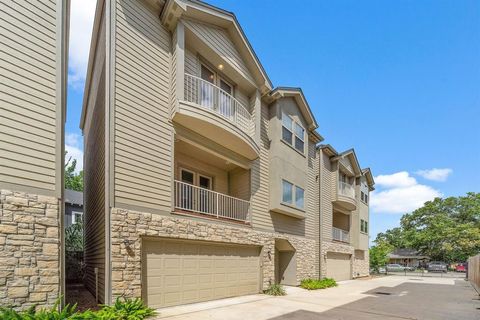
294,123,304,153
282,180,305,210
282,180,293,204
364,194,368,204
281,112,305,153
361,191,365,202
282,113,293,144
295,186,305,209
72,211,83,224
361,219,368,233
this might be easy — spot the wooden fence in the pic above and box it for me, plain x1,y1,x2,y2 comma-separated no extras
468,254,480,294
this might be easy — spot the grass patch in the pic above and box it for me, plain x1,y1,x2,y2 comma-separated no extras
300,278,337,290
263,283,287,296
0,297,156,319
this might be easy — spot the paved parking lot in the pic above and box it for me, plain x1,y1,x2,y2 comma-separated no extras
155,276,479,320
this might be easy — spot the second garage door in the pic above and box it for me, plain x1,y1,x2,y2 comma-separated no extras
143,239,261,308
326,252,352,281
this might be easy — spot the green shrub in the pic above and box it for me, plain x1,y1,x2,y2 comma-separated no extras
0,297,156,320
263,283,287,296
300,278,337,290
95,297,156,320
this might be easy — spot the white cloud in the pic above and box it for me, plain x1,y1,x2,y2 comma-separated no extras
415,168,452,182
371,171,442,214
65,133,83,173
68,0,96,89
375,171,417,188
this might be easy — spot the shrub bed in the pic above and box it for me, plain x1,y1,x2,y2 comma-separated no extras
300,278,337,290
0,297,156,320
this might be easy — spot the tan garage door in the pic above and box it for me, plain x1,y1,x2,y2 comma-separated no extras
143,239,261,308
326,252,351,281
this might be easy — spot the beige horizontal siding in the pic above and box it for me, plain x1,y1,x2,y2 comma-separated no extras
113,0,173,212
183,19,255,84
250,102,271,229
0,0,57,193
320,151,335,242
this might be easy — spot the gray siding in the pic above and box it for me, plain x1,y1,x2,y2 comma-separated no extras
83,2,107,303
84,72,106,304
0,0,58,194
113,0,172,212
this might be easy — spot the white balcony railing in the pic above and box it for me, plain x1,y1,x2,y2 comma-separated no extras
338,181,355,198
332,227,350,243
174,180,251,223
184,73,253,135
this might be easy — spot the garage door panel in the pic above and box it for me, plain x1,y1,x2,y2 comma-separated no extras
144,239,261,308
326,252,351,281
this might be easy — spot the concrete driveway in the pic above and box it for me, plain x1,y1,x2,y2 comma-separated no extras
155,276,479,320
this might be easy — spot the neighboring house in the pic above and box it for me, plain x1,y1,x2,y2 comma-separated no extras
318,146,375,280
0,0,70,309
388,249,430,268
81,0,374,308
65,189,84,226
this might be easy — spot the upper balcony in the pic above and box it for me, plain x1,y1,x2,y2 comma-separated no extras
172,73,259,160
334,181,357,211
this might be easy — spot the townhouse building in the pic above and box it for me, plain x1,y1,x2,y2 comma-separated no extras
318,146,374,280
0,0,70,308
80,0,374,309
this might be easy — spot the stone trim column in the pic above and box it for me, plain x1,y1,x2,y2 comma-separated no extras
0,190,60,309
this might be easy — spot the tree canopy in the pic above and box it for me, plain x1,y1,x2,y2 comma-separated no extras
65,154,83,192
374,192,480,263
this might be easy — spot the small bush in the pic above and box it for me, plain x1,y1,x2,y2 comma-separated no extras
0,297,156,320
300,278,337,290
96,297,156,320
263,283,287,296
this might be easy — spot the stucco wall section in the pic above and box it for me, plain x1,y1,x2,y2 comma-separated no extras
0,190,60,309
110,208,316,302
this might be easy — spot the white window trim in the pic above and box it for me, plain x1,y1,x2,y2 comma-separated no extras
281,112,305,154
72,211,83,224
179,167,213,190
281,179,305,211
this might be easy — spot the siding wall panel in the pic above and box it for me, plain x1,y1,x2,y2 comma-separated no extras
113,0,173,212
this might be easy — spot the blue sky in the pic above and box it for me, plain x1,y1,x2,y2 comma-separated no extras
66,0,480,242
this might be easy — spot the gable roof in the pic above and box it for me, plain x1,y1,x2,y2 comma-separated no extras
362,168,375,190
332,148,362,176
161,0,273,93
268,87,319,131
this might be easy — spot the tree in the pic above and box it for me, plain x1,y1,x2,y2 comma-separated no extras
65,153,83,191
370,240,393,271
375,193,480,263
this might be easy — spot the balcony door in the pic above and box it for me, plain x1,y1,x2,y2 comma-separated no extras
179,168,213,214
200,65,215,109
219,79,234,120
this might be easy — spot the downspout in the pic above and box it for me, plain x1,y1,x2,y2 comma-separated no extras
318,149,323,279
104,0,114,304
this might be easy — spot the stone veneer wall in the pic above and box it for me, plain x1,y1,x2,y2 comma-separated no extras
0,190,60,309
353,250,370,277
110,208,316,302
320,241,355,279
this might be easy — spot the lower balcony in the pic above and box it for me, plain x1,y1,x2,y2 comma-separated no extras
332,227,350,243
174,180,251,223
